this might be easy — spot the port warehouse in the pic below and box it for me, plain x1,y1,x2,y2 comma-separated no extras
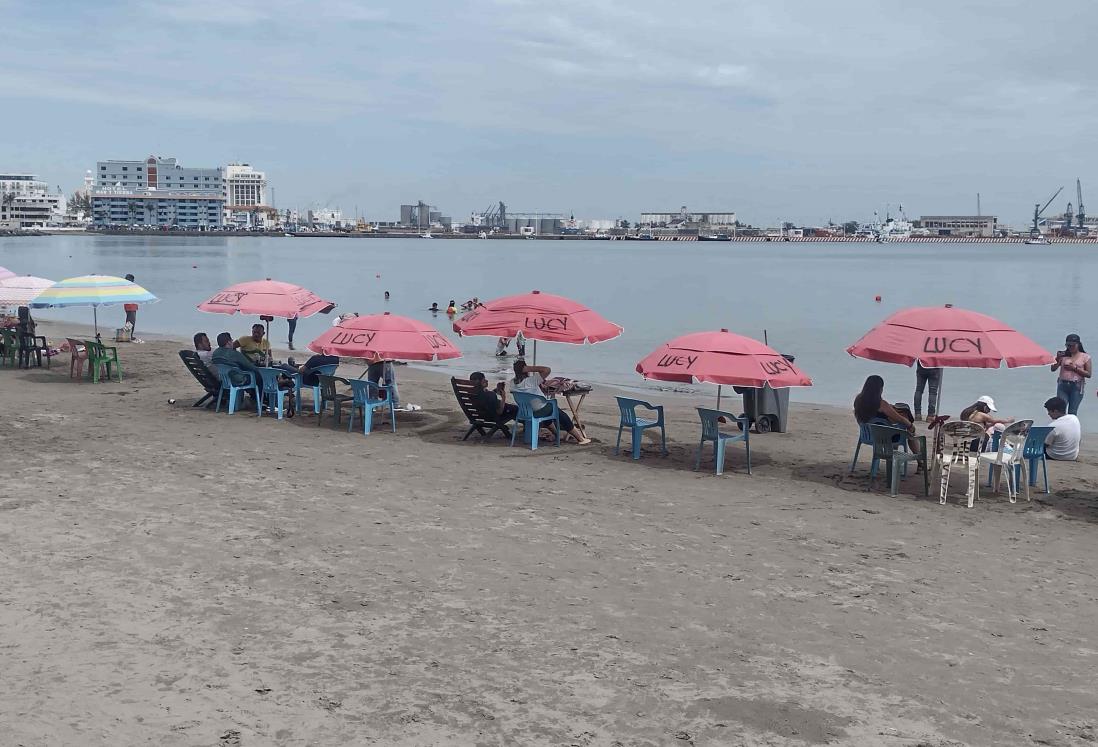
915,215,998,237
640,209,737,227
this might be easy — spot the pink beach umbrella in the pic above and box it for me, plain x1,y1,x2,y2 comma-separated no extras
453,289,622,362
846,305,1053,368
846,304,1054,413
197,278,335,318
0,275,55,307
197,278,336,347
637,328,812,408
308,312,462,361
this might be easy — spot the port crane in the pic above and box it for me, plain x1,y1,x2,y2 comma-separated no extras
1031,186,1063,236
1077,179,1086,229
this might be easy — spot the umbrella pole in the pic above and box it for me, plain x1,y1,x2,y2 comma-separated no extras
935,368,944,418
716,384,722,409
532,338,537,365
94,306,100,341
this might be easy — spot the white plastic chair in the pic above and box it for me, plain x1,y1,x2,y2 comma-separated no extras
978,420,1032,503
937,421,985,508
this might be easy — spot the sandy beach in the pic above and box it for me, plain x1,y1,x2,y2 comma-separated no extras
2,323,1097,746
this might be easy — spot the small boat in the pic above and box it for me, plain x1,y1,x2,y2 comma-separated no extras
698,233,731,241
421,232,433,239
478,231,488,239
1024,235,1049,245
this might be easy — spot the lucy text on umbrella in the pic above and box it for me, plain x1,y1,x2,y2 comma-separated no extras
923,336,983,354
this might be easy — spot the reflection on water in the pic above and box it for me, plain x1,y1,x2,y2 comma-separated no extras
3,233,1095,430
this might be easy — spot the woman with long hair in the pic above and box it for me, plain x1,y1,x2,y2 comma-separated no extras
512,360,591,444
1051,333,1091,415
854,374,922,455
854,375,918,444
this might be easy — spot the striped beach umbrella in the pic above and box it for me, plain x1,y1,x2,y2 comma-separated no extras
30,274,158,337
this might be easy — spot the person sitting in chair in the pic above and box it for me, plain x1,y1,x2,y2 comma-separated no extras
512,361,590,444
470,372,518,426
212,331,259,385
1044,396,1081,461
854,375,920,452
296,353,339,387
960,395,1014,434
194,332,214,367
234,324,271,364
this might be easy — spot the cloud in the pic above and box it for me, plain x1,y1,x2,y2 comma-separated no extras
1,0,1096,224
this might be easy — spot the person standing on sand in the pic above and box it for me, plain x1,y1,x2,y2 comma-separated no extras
287,315,298,350
1052,333,1091,416
913,361,942,421
123,274,139,340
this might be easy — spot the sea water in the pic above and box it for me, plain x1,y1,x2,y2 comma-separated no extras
3,234,1094,429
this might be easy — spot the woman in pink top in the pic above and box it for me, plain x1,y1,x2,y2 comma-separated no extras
1051,333,1091,415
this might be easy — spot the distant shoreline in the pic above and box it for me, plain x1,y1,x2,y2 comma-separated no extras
16,229,1098,243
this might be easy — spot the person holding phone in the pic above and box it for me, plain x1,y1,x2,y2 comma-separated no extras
469,372,518,425
1051,333,1091,415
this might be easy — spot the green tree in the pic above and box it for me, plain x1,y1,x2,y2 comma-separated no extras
68,191,91,215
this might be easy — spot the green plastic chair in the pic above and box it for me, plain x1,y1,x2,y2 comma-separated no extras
867,424,928,497
84,339,121,383
0,328,17,367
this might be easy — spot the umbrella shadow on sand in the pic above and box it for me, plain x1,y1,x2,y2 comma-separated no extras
788,457,1098,523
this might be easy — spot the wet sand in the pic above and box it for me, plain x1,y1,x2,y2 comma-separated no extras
2,324,1097,746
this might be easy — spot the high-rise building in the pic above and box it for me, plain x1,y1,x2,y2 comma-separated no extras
91,155,225,229
223,163,270,229
223,163,266,207
0,174,61,229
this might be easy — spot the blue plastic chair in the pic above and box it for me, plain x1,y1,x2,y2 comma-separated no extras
614,396,668,460
301,363,339,414
214,364,261,415
695,408,751,475
256,367,297,420
347,379,395,435
511,391,560,450
1020,425,1053,493
867,424,928,496
850,417,896,473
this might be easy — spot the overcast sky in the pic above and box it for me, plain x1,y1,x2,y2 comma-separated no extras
2,0,1094,226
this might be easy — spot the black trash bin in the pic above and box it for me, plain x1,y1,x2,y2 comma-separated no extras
733,354,795,433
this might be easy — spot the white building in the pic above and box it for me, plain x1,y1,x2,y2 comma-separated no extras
0,174,61,229
916,215,999,238
222,163,270,228
223,163,266,207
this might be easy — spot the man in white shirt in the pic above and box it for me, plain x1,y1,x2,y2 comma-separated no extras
1044,397,1081,461
193,332,214,366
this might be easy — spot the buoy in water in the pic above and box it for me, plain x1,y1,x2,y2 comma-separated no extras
874,295,882,302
